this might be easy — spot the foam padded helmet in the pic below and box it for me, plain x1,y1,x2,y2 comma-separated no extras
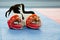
7,15,23,30
26,14,41,29
6,4,41,30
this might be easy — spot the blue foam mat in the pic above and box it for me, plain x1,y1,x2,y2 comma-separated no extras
0,8,60,40
0,29,2,40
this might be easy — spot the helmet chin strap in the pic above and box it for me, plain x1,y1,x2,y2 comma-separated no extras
19,5,24,20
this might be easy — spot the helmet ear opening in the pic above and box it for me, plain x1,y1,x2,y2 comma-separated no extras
26,14,41,29
7,15,23,30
